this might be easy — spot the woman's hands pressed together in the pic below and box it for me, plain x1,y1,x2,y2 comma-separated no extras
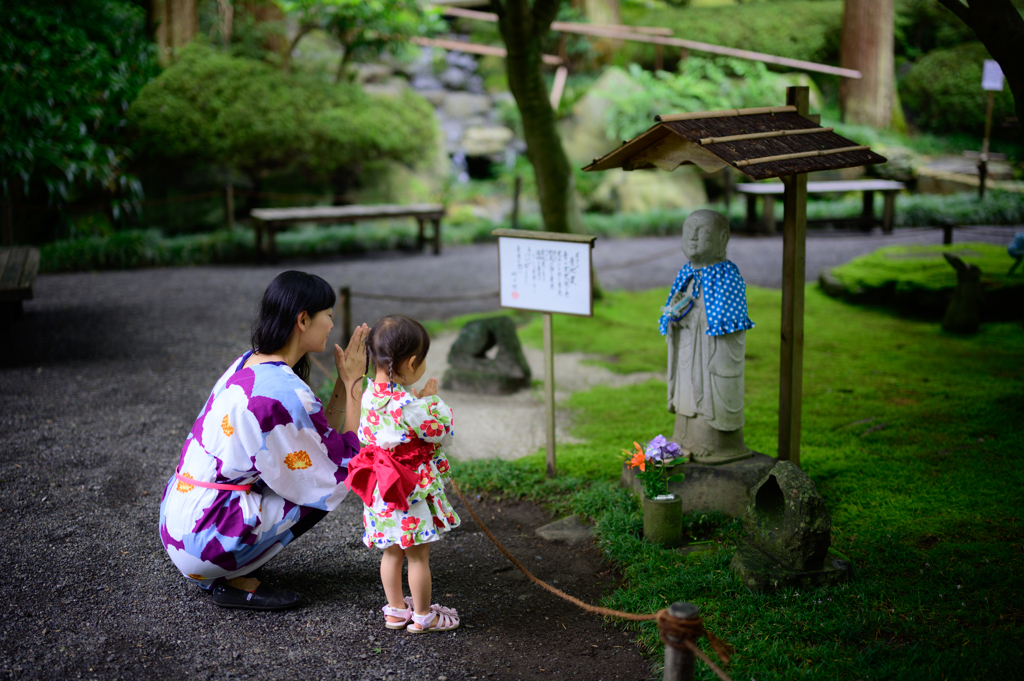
326,323,370,435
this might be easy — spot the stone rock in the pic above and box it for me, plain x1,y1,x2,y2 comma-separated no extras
411,74,443,91
363,77,409,99
461,126,515,156
353,63,394,85
417,89,447,107
730,461,851,591
442,317,532,395
743,461,831,571
942,253,983,334
446,51,478,73
589,167,708,214
535,516,593,544
559,67,643,167
440,66,469,90
442,92,492,119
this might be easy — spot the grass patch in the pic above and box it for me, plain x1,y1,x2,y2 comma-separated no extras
831,242,1018,293
450,285,1024,678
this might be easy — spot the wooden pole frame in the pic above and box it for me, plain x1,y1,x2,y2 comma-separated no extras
778,86,810,466
543,313,557,478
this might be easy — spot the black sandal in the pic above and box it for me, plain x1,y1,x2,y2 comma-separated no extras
210,583,302,611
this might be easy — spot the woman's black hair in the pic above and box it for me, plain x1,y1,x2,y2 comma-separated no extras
365,315,430,389
251,271,336,382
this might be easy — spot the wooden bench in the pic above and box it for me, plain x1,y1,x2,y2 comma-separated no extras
0,246,41,318
735,180,905,234
249,203,446,261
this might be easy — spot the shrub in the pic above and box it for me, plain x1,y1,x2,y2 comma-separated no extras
619,1,844,68
128,44,437,177
899,42,1017,137
594,60,804,141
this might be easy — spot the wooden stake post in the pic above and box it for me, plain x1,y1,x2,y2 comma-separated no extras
493,228,596,478
778,86,810,466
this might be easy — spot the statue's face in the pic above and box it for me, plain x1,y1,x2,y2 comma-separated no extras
681,216,726,265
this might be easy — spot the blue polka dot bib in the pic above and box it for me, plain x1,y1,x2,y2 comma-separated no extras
659,260,755,337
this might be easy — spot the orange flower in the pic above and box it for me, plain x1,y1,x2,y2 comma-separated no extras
221,414,234,437
176,472,195,493
284,450,312,470
623,441,645,471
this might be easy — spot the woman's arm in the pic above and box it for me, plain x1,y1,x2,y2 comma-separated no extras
325,323,369,434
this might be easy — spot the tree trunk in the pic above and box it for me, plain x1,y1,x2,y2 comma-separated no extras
936,0,1024,138
583,0,621,62
839,0,895,128
236,0,288,55
150,0,198,65
493,0,584,234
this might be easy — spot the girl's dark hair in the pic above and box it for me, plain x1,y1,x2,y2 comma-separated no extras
251,271,336,382
365,315,430,385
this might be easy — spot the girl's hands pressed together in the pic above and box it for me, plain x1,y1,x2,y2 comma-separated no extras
416,377,438,398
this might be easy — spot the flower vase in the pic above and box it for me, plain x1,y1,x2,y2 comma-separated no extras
642,493,683,548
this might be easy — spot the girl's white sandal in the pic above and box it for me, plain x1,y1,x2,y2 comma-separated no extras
382,596,415,630
408,604,459,633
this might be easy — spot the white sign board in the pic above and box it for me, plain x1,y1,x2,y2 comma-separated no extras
982,60,1004,91
496,233,594,317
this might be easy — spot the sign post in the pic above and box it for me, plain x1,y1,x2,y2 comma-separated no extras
493,228,596,477
979,60,1004,199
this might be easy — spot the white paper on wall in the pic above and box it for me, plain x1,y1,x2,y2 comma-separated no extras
497,236,593,316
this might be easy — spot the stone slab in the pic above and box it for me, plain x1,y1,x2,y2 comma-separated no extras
730,540,852,591
535,516,594,545
620,452,776,517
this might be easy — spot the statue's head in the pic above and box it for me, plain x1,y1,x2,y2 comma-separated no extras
681,210,729,268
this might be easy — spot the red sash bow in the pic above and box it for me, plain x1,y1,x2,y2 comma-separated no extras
345,440,437,512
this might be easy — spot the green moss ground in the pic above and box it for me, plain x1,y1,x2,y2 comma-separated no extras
831,242,1020,293
449,286,1024,679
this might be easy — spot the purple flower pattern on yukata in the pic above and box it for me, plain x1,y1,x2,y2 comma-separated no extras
359,381,460,550
158,352,358,589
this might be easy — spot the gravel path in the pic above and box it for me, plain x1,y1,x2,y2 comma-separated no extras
1,225,1018,680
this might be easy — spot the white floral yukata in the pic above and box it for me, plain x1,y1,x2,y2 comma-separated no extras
359,381,460,549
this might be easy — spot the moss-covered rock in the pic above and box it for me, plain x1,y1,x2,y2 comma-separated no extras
820,242,1024,320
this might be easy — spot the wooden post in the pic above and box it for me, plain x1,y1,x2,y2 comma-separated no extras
432,218,442,255
543,312,557,478
745,194,757,232
2,199,11,247
942,223,954,245
979,90,994,199
662,602,699,681
511,175,522,229
655,43,664,71
253,217,264,259
417,218,426,250
762,195,776,234
861,190,874,231
778,86,809,466
339,286,352,347
224,184,234,230
882,191,896,233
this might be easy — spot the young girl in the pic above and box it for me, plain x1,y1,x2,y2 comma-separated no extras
345,315,461,633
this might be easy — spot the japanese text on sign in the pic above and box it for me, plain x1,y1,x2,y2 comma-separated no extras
498,236,593,316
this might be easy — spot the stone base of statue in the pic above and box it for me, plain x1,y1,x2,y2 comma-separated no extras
731,541,852,591
620,452,776,517
672,414,753,465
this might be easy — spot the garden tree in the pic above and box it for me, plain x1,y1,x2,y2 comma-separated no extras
1,0,157,240
128,44,436,188
276,0,439,80
582,0,619,26
935,0,1024,133
839,0,896,128
491,0,584,234
148,0,198,64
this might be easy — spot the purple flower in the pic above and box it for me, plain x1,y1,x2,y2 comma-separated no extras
645,435,681,462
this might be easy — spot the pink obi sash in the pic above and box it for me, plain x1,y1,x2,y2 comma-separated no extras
175,466,252,492
345,441,437,512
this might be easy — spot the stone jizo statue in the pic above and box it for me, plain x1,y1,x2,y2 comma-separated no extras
660,210,754,465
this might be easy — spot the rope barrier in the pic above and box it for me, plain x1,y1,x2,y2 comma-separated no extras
447,478,735,681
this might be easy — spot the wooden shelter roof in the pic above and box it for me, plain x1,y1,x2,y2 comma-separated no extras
582,106,887,181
